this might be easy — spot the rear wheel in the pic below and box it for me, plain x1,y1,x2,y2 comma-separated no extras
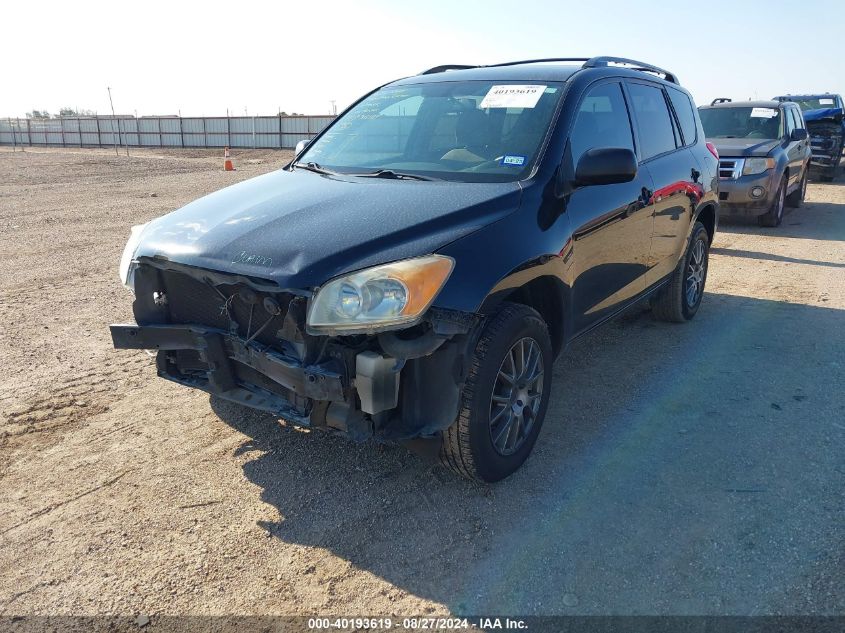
758,176,786,227
439,303,552,482
651,222,709,323
786,170,807,207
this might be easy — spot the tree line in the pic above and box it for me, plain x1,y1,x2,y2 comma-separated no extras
25,108,97,119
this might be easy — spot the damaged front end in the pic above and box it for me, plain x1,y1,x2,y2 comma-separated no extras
804,107,844,180
110,259,480,442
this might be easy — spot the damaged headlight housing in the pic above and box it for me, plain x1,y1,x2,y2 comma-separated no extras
118,223,149,290
307,255,454,334
742,157,775,176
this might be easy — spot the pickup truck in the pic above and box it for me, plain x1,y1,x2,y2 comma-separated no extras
774,94,844,182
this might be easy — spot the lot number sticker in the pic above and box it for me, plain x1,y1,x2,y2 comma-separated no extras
480,85,546,109
820,98,834,105
750,107,778,118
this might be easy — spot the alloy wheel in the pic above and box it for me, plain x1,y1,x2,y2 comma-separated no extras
489,337,544,456
685,239,707,308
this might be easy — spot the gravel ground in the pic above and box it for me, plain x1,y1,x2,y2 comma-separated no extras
0,147,843,618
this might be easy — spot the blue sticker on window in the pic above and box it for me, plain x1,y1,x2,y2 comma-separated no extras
501,155,526,167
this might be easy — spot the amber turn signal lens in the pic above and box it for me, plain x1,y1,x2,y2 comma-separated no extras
398,256,454,316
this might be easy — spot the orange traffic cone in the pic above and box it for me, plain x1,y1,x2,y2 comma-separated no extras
224,147,234,171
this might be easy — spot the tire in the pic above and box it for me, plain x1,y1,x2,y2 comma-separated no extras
820,160,838,182
820,149,840,182
439,303,552,483
786,170,807,208
650,222,709,323
758,176,786,227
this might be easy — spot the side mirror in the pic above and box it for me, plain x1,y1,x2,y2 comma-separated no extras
574,148,638,187
790,129,808,141
294,139,311,156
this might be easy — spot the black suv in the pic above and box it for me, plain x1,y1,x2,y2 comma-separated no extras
699,99,810,226
111,57,718,482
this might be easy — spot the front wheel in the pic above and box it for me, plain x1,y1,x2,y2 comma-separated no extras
786,170,807,208
758,176,786,227
440,303,552,482
651,221,710,323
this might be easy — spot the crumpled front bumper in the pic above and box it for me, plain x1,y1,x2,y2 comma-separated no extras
110,323,346,424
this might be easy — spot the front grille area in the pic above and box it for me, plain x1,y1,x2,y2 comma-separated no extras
811,137,836,151
140,264,299,351
718,157,744,180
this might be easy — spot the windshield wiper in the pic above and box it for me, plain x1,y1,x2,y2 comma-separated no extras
294,163,436,181
349,169,437,181
293,162,339,176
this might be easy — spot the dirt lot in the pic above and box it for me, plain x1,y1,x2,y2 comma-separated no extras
1,147,843,618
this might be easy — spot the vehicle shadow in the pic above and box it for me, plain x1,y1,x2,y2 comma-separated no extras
210,293,845,615
710,246,845,269
717,200,845,241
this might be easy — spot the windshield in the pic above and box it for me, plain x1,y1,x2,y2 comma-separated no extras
699,106,783,140
780,96,839,111
296,81,565,182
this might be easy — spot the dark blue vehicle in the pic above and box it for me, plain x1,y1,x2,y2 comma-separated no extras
111,57,719,482
774,94,844,182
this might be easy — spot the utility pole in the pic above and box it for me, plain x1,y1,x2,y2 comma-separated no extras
9,117,17,152
107,86,120,156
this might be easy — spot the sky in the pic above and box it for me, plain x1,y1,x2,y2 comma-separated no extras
2,0,843,119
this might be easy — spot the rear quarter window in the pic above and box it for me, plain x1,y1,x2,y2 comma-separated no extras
667,87,698,146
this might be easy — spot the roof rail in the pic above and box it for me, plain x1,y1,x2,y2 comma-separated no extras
417,56,679,84
485,57,592,68
711,98,732,105
583,56,678,84
419,65,478,75
419,59,592,75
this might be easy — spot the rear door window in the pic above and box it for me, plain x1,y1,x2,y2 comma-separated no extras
627,82,678,160
569,82,635,164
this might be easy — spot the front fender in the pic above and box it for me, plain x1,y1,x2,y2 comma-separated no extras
434,178,573,314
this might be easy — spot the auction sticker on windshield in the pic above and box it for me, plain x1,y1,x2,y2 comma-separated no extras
750,107,778,118
480,85,546,109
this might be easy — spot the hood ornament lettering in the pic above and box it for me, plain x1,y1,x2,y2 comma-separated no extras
232,251,273,267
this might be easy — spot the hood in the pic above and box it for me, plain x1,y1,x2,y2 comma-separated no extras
803,107,844,123
135,168,521,289
708,137,780,158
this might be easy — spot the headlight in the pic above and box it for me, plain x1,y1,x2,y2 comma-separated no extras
307,255,454,334
118,223,149,290
742,157,775,176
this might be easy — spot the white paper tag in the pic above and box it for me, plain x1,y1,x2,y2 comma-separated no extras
820,98,834,105
480,85,546,109
750,107,778,118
